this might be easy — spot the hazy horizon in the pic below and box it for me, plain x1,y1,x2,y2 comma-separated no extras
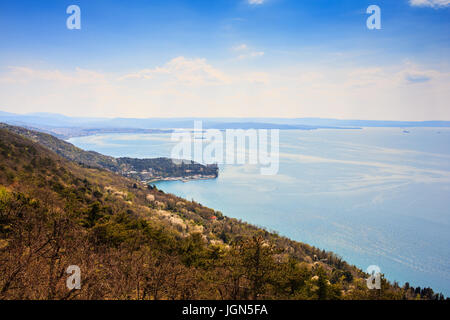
2,109,450,123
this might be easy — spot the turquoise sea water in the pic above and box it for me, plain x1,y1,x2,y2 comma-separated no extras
69,128,450,295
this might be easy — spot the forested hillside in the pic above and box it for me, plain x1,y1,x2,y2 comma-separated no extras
0,123,218,182
0,128,444,300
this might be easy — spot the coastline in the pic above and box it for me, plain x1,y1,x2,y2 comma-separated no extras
145,174,218,184
57,129,450,296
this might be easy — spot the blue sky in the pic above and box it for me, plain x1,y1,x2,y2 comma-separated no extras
0,0,449,119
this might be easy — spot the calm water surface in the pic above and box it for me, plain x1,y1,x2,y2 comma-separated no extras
69,128,450,295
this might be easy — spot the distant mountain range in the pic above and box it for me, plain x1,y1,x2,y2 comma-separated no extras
1,111,449,139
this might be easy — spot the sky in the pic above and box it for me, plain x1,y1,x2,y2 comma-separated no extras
0,0,449,120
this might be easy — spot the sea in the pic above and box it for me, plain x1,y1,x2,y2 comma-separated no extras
69,127,450,296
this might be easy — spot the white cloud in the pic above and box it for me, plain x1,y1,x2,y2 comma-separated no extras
248,0,265,5
237,51,265,60
120,56,230,85
232,44,248,51
244,72,270,84
231,44,265,60
0,60,449,120
409,0,450,8
0,66,107,85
